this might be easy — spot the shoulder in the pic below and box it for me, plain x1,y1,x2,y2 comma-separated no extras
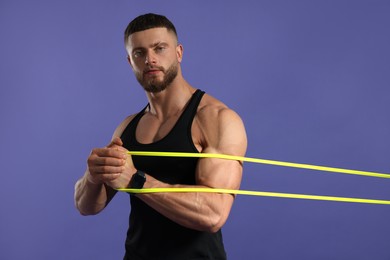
194,92,247,155
197,93,244,128
111,114,137,140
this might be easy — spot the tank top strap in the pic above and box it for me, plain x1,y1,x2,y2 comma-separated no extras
124,104,149,141
176,89,205,130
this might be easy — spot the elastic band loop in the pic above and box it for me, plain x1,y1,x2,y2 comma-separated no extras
120,151,390,205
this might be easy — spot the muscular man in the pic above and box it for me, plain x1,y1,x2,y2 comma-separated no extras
74,13,247,259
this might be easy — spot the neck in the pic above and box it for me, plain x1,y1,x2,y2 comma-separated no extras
145,75,195,119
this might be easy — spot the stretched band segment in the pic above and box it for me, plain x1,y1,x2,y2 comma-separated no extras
117,188,390,205
128,151,390,179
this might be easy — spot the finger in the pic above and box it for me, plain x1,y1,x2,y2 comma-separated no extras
92,156,126,167
91,147,127,159
106,141,128,154
89,165,125,174
88,169,121,184
107,137,123,148
111,138,129,154
113,137,123,146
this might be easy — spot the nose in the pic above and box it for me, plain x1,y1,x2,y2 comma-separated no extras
145,51,156,65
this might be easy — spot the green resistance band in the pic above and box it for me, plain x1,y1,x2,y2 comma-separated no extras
117,151,390,205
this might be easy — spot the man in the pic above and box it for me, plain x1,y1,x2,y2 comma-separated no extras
74,13,247,259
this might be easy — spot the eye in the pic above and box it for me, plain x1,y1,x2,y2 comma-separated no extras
155,46,166,53
133,50,144,58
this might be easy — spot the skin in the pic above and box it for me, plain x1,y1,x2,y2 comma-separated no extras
74,27,247,233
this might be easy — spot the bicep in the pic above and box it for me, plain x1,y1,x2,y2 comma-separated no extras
195,108,247,190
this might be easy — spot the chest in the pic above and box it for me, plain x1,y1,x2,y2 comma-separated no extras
135,113,203,152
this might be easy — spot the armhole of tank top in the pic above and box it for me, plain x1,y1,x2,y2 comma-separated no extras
120,104,149,140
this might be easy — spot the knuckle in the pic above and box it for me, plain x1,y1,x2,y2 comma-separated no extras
91,148,100,155
100,157,108,165
107,149,117,157
101,166,110,172
87,157,94,166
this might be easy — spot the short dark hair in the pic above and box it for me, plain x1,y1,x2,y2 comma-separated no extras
124,13,178,43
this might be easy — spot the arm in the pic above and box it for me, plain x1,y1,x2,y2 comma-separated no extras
74,116,135,215
136,107,247,232
74,171,117,216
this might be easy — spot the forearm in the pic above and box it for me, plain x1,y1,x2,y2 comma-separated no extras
74,171,110,215
137,183,234,233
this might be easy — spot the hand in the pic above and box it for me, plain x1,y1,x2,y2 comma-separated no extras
105,138,137,189
87,137,135,188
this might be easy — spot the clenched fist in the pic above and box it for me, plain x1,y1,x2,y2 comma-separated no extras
86,137,136,189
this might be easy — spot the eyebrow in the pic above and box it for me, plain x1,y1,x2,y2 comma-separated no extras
132,41,169,52
151,41,169,48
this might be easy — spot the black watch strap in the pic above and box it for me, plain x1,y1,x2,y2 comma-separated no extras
129,170,146,189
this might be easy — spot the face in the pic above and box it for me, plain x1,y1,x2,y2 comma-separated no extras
126,28,183,93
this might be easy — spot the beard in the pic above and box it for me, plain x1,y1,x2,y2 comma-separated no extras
135,62,179,93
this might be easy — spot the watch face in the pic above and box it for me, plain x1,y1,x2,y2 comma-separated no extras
131,171,146,189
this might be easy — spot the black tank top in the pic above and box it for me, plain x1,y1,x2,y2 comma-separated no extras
121,89,227,260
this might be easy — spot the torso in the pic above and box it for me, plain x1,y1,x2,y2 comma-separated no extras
120,89,228,259
127,92,227,153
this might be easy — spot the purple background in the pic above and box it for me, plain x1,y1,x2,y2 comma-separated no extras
1,1,390,259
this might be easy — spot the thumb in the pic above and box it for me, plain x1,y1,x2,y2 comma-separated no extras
107,137,124,148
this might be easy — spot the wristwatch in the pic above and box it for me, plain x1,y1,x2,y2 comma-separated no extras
129,170,146,189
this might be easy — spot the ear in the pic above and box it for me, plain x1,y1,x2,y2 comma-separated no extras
176,44,183,63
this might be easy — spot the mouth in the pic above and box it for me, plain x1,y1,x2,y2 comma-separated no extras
144,69,162,76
